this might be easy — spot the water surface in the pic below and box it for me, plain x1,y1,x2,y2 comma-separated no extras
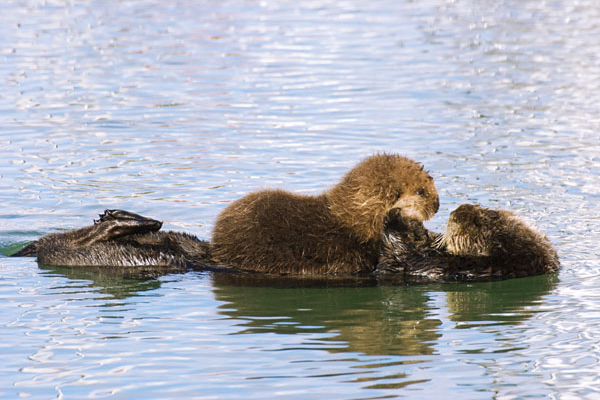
1,1,600,399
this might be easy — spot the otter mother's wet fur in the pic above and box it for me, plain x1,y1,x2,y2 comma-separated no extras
377,204,559,281
211,154,439,275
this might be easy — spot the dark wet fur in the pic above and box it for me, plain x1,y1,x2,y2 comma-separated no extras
13,210,217,277
376,206,560,282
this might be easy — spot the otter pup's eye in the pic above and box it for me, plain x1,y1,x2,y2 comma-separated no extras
416,188,425,196
395,190,401,199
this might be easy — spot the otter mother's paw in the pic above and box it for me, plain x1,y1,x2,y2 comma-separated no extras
382,208,435,251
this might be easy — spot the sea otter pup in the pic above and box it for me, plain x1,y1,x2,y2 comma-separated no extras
210,154,439,274
376,204,560,281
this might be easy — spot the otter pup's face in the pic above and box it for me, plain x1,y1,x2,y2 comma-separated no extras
362,154,439,222
328,154,439,243
441,204,502,256
386,165,439,222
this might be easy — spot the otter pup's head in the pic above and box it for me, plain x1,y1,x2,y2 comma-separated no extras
327,153,439,243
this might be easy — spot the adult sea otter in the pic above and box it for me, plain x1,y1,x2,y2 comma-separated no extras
12,155,559,281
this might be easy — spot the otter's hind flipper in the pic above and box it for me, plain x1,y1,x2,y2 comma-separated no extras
72,210,163,246
11,209,163,258
30,210,185,270
95,209,158,224
12,210,163,259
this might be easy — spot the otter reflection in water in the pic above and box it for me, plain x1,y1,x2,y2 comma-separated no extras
211,273,558,356
14,203,559,282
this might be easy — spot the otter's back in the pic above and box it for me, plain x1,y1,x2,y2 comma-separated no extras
211,189,377,275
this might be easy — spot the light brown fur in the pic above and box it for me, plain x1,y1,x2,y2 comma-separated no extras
210,154,439,275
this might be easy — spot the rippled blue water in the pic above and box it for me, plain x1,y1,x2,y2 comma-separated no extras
1,1,600,399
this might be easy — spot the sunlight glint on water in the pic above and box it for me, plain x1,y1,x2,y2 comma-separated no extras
1,1,600,399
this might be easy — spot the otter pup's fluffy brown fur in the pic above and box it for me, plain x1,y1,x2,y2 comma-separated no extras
377,204,560,281
210,154,439,275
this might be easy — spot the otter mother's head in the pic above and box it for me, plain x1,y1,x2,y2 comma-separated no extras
439,204,500,257
327,153,439,243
